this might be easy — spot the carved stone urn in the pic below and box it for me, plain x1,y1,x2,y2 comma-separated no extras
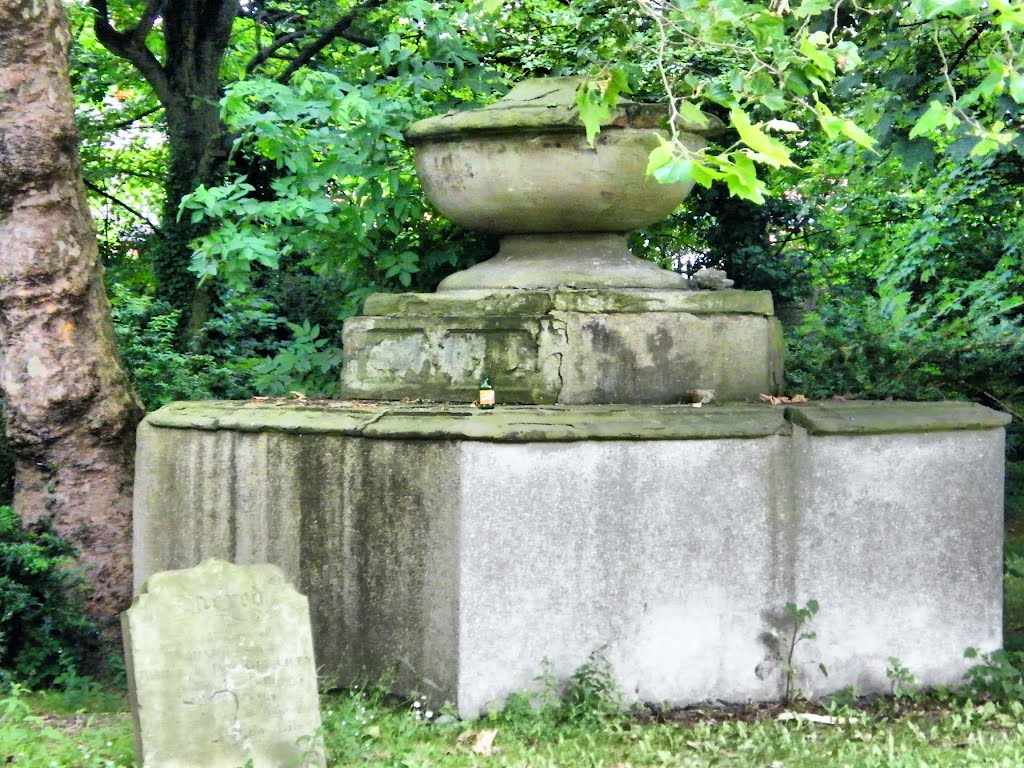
341,76,783,404
405,76,714,291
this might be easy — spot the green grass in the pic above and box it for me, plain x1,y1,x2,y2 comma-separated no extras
7,685,1024,767
322,694,1024,768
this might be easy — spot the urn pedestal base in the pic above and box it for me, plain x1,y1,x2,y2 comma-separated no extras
341,288,784,404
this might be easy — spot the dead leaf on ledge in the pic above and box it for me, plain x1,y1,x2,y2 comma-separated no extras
759,393,808,405
686,388,717,404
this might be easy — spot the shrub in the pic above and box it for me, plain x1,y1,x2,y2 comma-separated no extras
0,505,103,689
109,286,232,409
785,286,1024,406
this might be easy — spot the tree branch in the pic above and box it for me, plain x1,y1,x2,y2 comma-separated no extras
130,0,165,47
981,390,1023,421
101,105,163,133
277,0,391,83
246,28,312,74
84,179,161,232
89,0,174,106
948,21,989,76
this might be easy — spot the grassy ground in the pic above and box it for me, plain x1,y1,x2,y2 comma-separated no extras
6,685,1024,768
3,461,1023,768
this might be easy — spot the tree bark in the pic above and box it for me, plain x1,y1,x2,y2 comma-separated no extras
91,0,239,334
0,0,145,628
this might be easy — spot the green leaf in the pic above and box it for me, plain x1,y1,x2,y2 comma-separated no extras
645,141,676,177
799,32,836,75
759,90,789,111
793,0,833,18
838,118,878,151
690,161,723,187
677,100,710,129
969,136,1003,157
576,85,614,147
909,100,960,139
911,0,975,19
730,109,797,167
574,69,631,147
721,152,767,204
653,158,694,184
1010,73,1024,104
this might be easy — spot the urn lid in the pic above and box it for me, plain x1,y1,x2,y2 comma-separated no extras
405,76,720,143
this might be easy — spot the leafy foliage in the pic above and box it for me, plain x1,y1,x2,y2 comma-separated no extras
561,647,623,722
0,507,103,689
109,287,231,409
963,647,1024,701
621,0,1024,201
63,0,1021,429
110,283,352,404
786,284,1024,403
249,321,344,399
180,65,493,295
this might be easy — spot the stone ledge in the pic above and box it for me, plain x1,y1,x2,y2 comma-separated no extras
785,400,1011,435
363,288,776,317
145,400,1009,441
146,401,790,441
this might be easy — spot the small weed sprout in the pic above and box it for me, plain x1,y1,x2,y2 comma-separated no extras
886,657,917,699
767,598,826,703
534,657,561,712
824,684,859,711
563,646,622,722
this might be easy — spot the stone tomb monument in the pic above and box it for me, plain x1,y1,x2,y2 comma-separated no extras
122,559,325,768
132,76,1009,714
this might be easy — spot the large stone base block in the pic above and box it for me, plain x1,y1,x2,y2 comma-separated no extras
341,288,783,404
134,401,1009,714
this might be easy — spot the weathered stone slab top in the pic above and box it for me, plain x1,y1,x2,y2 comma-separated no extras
786,400,1011,435
145,400,1008,442
362,288,775,317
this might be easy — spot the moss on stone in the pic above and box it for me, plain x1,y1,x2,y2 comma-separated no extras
551,289,774,315
404,76,722,143
148,400,1011,442
360,288,774,318
147,401,791,441
364,290,558,317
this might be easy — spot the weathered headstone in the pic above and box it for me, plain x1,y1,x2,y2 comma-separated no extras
122,559,325,768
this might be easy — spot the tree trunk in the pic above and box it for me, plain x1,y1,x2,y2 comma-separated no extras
91,0,238,337
0,0,145,629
